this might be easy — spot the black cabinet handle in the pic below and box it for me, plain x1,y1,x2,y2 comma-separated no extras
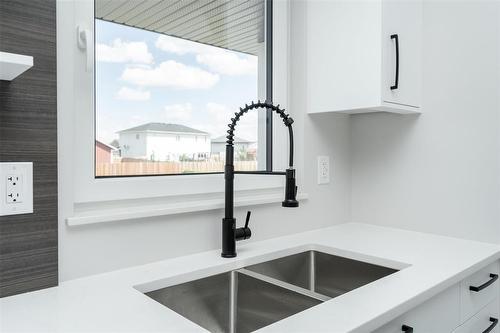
470,273,498,292
482,317,498,333
401,325,413,333
390,34,399,90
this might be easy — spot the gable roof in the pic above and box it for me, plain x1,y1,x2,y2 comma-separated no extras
211,135,253,144
118,123,208,135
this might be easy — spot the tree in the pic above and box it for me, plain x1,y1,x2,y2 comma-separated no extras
236,146,248,161
109,139,120,149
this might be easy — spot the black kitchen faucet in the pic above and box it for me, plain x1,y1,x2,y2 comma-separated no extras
221,101,299,258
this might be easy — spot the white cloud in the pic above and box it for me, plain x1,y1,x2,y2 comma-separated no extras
115,87,151,101
206,102,233,123
164,103,193,122
121,60,219,89
196,51,257,76
96,39,154,64
155,35,258,76
155,35,210,55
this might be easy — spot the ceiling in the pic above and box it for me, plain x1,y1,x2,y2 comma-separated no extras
95,0,266,55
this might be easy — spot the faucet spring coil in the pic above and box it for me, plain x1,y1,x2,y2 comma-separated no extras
226,101,293,145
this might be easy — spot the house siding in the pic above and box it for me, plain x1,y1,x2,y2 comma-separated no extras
119,131,210,161
95,141,112,164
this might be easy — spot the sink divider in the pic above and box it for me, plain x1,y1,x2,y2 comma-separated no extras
236,268,331,302
229,271,238,333
309,251,316,292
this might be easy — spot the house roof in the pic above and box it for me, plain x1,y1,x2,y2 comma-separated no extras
118,123,208,135
95,140,117,151
211,135,253,144
95,0,264,56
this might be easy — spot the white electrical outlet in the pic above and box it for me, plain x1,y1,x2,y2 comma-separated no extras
0,162,33,216
317,156,330,185
6,174,23,203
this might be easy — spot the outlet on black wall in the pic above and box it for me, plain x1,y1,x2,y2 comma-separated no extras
0,0,58,297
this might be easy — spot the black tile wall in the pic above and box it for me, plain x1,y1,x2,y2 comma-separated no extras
0,0,58,297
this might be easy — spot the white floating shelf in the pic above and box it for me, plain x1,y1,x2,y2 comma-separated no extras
0,51,33,81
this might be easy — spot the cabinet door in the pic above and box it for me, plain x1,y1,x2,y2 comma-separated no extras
381,0,422,109
372,284,460,333
453,298,499,333
460,261,500,322
306,0,382,113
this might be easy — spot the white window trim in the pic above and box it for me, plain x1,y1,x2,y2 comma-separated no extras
58,0,293,222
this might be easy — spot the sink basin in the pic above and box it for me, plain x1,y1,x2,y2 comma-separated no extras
145,270,321,333
143,250,398,332
245,250,398,298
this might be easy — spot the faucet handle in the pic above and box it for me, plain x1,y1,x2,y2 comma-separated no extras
244,211,251,229
236,211,252,241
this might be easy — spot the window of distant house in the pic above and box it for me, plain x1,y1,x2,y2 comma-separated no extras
94,0,272,177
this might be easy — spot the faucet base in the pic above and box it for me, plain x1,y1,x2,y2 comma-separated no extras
282,199,299,208
221,217,236,258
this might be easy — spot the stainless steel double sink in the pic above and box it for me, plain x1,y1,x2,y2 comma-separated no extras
144,251,398,333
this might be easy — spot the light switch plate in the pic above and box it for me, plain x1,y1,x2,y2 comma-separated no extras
317,156,330,185
0,162,33,216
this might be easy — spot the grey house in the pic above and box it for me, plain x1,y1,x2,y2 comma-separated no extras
211,135,254,160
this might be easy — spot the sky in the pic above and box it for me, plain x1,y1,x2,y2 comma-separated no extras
95,19,261,145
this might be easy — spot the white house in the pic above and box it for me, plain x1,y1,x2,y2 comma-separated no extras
118,123,210,162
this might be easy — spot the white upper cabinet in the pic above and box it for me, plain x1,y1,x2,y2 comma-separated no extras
306,0,422,114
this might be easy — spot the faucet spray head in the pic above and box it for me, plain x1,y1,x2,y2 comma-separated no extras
282,168,299,208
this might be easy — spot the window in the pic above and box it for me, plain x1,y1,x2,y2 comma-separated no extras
62,0,287,204
94,0,272,178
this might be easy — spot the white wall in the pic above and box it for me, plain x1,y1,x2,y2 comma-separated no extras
61,116,350,281
58,0,352,281
60,1,500,282
351,1,500,243
120,132,210,161
147,132,210,161
120,132,147,159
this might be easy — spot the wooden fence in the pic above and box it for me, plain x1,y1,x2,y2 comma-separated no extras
96,160,258,177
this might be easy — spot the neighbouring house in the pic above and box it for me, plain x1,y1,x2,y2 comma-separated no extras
108,139,121,160
95,140,116,164
118,123,210,162
211,135,255,160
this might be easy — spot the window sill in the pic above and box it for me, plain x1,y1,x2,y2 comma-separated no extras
66,190,308,226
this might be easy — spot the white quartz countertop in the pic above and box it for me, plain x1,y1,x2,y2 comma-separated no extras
2,223,500,333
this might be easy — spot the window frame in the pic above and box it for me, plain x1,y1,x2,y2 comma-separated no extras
93,2,274,179
60,0,290,205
